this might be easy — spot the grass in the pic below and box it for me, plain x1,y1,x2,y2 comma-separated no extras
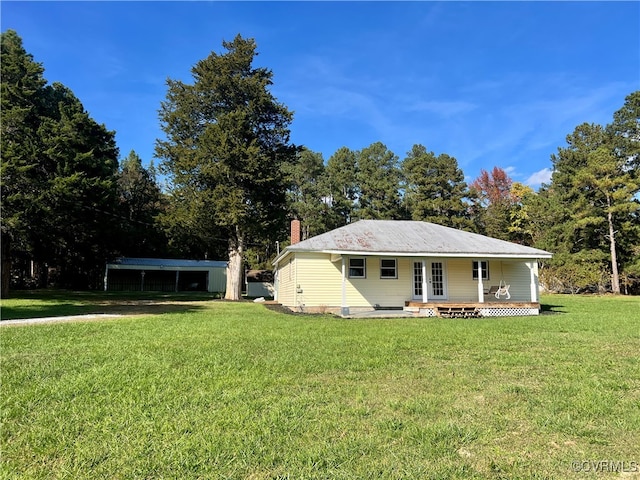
1,294,639,479
0,290,215,320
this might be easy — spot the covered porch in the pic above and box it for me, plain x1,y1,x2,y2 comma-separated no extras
334,256,542,317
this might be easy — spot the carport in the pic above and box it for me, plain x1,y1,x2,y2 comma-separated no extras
104,258,227,294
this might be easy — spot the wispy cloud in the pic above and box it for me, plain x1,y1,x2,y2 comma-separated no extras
525,168,553,188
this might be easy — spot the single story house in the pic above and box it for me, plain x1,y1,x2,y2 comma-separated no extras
104,257,227,294
272,220,552,318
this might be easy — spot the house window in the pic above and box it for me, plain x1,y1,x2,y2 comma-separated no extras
380,258,397,279
349,258,366,278
472,261,490,280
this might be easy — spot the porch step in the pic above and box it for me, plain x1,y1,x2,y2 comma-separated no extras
436,306,481,319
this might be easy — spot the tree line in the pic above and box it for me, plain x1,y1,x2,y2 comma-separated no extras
2,30,638,298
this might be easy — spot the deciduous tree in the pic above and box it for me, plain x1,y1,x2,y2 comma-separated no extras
470,167,514,240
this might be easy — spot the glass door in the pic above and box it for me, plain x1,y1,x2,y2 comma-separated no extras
429,261,447,299
412,262,423,300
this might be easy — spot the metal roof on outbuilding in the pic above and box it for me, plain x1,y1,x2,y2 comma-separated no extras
107,258,227,269
274,220,552,263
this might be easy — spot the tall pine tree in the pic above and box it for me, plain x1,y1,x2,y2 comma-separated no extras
1,30,120,292
325,146,359,227
401,144,473,229
117,150,166,257
355,142,401,220
284,148,331,240
156,35,297,299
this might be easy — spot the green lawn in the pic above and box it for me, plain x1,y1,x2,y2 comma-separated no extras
0,290,215,320
1,294,639,479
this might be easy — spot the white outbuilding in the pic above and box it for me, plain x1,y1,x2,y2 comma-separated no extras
104,257,227,294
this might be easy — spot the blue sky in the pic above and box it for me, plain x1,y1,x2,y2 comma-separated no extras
3,1,639,189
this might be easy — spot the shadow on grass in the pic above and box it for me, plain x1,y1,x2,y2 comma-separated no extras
1,290,216,321
540,303,567,315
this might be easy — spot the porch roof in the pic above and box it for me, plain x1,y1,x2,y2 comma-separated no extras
274,220,552,264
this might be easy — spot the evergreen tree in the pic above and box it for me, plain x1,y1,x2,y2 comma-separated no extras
546,111,640,293
608,91,640,173
284,148,331,239
355,142,401,220
117,150,166,257
401,144,473,229
156,35,297,299
607,91,640,292
1,30,47,295
325,146,359,227
1,30,121,292
37,82,120,288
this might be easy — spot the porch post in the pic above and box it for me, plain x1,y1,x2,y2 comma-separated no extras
530,261,537,302
421,260,428,303
341,257,349,316
477,260,485,303
175,271,180,292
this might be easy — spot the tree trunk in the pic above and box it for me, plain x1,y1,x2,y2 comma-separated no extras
224,229,244,300
1,233,10,298
606,194,620,294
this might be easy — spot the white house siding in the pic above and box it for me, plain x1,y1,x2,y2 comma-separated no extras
342,256,413,308
290,254,413,309
445,259,476,301
276,255,296,308
293,253,342,308
506,261,537,302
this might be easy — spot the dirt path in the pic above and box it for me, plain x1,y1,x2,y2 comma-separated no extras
1,314,124,326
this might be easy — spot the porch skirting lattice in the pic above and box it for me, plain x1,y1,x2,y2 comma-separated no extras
404,301,540,318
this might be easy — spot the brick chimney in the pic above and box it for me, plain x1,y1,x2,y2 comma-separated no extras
291,219,301,245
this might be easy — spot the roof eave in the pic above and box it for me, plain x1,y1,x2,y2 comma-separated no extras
276,248,552,261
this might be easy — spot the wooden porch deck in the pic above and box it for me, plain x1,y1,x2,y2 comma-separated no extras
404,301,541,318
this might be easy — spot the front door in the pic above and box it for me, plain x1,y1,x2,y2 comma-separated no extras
429,261,447,299
412,261,447,300
412,262,424,300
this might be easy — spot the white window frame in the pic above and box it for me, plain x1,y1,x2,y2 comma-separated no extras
472,261,490,281
380,258,397,279
348,257,366,279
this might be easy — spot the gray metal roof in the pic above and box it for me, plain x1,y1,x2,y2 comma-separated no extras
275,220,551,263
107,257,227,269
